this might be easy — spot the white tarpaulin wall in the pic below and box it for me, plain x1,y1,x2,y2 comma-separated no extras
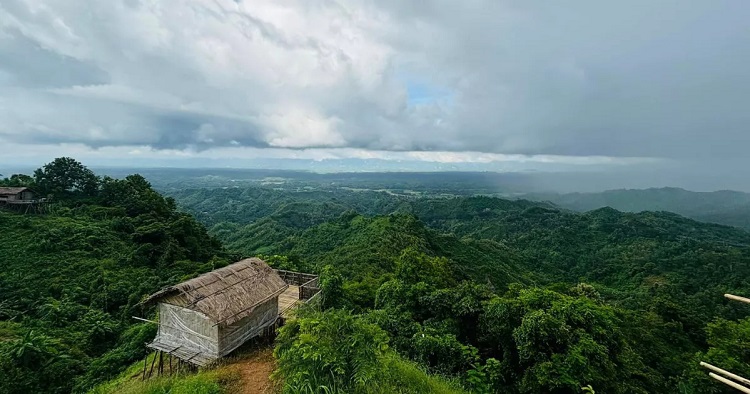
156,303,220,357
219,298,278,356
153,298,279,361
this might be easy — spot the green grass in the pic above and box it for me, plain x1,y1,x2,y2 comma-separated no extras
87,353,241,394
90,348,462,394
369,354,466,394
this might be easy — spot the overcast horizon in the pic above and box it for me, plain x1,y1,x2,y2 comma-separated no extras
1,1,748,191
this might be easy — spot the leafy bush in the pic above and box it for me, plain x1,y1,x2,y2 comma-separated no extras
274,309,389,393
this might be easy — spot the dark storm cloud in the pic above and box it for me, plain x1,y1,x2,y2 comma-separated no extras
0,0,748,160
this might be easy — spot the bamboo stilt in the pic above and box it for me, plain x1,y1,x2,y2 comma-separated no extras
709,373,750,394
701,362,750,387
725,294,750,305
148,352,156,379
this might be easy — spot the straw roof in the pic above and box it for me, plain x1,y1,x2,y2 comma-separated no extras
0,187,30,196
144,258,288,326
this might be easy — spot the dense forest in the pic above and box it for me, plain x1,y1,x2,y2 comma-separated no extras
529,188,750,230
2,159,750,393
0,158,228,393
170,185,750,393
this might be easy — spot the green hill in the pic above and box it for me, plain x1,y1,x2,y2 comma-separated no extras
528,187,750,230
4,162,750,393
0,159,227,393
168,186,750,393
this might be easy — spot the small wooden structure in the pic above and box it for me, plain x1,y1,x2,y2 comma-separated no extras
0,187,35,202
140,258,320,371
0,187,46,213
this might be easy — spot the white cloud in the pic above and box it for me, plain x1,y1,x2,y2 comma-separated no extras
0,0,747,165
260,106,345,148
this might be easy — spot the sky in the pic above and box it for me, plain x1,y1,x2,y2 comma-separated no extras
0,1,749,190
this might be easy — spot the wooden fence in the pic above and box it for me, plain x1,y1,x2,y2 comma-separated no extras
274,269,321,301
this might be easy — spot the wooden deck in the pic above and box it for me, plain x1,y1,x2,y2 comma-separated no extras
278,285,301,318
148,340,215,367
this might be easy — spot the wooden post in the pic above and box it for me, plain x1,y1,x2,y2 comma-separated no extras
701,362,750,386
148,352,157,379
725,294,750,305
709,373,750,393
169,354,173,375
159,351,164,376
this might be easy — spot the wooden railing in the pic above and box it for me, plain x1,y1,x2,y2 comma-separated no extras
274,269,321,302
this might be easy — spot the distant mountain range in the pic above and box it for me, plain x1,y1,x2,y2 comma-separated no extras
525,187,750,230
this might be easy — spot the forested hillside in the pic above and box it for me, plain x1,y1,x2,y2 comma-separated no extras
170,185,750,393
0,159,227,393
3,162,750,393
528,187,750,230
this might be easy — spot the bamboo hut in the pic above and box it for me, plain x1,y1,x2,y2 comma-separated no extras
142,258,291,366
0,187,36,203
0,187,48,213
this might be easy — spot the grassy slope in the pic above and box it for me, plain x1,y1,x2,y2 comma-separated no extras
89,349,464,394
87,351,241,394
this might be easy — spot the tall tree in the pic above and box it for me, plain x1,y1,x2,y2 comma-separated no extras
33,157,99,197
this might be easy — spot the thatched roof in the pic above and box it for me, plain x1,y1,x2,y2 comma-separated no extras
0,187,31,196
143,258,288,326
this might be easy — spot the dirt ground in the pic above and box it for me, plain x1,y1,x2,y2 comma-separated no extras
225,348,277,394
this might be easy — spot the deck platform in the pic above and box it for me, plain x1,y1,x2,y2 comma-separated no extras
278,285,302,318
147,340,214,367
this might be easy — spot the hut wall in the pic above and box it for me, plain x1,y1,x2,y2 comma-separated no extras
157,303,220,357
218,296,279,357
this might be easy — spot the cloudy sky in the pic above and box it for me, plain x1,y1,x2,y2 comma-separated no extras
1,1,748,189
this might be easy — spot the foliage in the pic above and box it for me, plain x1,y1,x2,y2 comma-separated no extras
531,187,750,230
6,161,750,393
319,265,345,309
168,184,750,392
680,317,750,393
0,329,85,394
0,158,225,393
479,287,654,393
33,157,99,197
274,309,465,394
274,309,389,393
0,174,35,188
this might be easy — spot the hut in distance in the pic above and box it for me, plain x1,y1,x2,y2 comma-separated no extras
142,258,320,367
0,187,48,213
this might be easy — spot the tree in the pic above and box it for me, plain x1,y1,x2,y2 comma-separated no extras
274,310,389,393
320,265,345,309
680,317,750,393
0,174,35,187
4,330,60,367
480,287,654,393
394,248,455,288
33,157,99,197
99,174,175,217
